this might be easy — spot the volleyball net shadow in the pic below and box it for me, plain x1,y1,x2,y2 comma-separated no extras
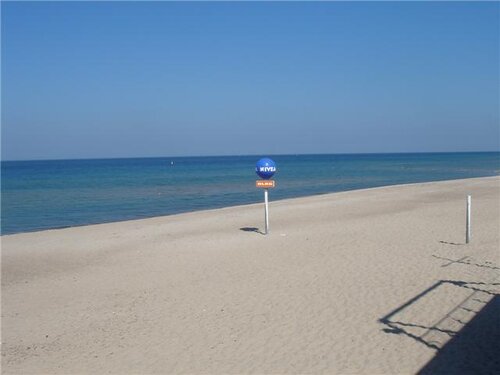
379,278,499,373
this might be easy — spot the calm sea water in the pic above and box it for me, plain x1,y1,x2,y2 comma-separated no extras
1,152,499,235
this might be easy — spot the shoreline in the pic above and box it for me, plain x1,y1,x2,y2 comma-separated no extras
3,175,499,238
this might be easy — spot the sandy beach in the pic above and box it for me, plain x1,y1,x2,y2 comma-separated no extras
2,176,499,374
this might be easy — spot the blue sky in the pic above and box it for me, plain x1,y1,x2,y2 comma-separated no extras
2,1,499,160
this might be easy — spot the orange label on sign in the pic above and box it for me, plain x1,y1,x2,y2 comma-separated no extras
256,180,276,188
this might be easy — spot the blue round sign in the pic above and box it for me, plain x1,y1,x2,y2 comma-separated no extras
256,158,277,180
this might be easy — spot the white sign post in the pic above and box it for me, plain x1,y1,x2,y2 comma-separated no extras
264,188,269,234
255,180,275,234
466,195,471,244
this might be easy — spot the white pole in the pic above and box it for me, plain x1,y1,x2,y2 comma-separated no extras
466,195,471,244
264,188,269,235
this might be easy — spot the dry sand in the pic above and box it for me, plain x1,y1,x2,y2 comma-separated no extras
2,177,499,374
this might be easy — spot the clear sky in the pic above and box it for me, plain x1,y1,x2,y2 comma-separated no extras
2,1,499,160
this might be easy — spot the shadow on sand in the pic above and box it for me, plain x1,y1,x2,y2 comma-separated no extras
418,295,499,374
379,279,499,374
239,227,265,235
432,254,500,270
439,240,464,246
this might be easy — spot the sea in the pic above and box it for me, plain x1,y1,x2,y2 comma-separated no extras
1,152,499,235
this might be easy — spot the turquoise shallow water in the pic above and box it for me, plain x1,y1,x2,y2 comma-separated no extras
1,152,499,235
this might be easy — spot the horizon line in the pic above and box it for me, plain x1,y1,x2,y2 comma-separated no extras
2,150,499,163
